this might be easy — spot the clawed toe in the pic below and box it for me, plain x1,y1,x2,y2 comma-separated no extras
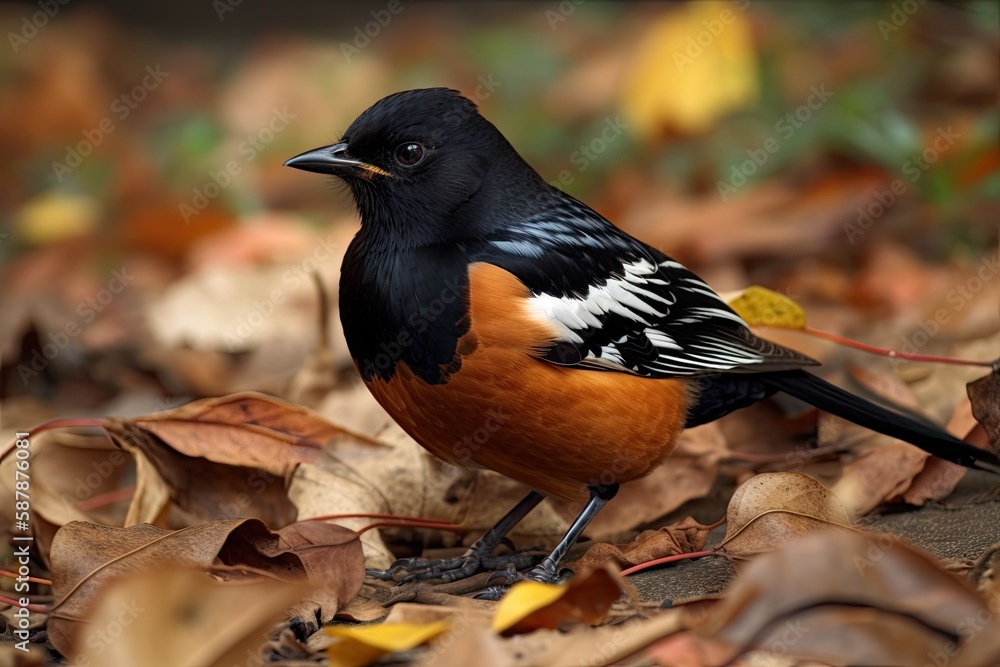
366,550,543,586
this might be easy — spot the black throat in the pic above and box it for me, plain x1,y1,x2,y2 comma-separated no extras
339,230,473,385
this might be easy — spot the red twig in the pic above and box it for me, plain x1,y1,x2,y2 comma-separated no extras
803,326,994,367
0,594,49,613
355,520,466,536
77,487,135,511
0,569,51,586
619,549,718,577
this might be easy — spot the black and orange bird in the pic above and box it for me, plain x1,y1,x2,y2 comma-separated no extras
285,88,999,598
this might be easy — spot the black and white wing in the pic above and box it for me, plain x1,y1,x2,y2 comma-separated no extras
471,195,817,378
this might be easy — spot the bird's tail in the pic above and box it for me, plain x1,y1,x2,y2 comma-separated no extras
760,369,1000,474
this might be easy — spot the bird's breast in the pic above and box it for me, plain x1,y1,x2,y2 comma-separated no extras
363,262,691,499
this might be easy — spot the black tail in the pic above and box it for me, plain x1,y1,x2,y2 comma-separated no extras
760,370,1000,474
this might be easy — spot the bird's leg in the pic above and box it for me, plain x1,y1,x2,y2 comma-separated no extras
366,491,546,584
475,483,619,600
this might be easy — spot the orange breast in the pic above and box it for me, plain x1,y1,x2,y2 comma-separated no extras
365,262,691,500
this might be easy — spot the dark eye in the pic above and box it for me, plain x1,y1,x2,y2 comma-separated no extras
394,142,425,167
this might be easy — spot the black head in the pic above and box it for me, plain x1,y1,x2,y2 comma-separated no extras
285,88,545,247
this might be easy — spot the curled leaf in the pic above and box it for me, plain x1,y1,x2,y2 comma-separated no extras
719,472,851,563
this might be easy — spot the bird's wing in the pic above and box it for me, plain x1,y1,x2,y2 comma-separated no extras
471,195,817,378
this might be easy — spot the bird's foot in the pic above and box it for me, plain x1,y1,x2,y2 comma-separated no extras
367,547,542,585
471,560,574,601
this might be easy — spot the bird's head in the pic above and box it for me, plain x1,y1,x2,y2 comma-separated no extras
285,88,536,246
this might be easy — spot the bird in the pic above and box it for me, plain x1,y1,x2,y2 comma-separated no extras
284,88,1000,598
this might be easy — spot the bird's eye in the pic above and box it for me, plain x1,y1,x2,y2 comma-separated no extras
394,142,425,167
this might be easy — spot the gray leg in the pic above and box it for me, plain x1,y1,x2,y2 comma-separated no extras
367,491,546,583
476,483,619,599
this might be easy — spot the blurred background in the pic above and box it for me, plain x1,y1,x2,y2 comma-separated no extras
0,0,997,425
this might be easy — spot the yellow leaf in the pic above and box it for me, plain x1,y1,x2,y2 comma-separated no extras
622,2,757,136
15,191,100,245
492,568,625,635
326,620,450,667
724,286,807,329
491,581,567,633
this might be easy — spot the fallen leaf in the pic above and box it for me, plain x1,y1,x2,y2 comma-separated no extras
678,531,1000,666
101,392,381,528
109,392,369,471
900,395,977,505
333,584,391,623
622,2,757,136
572,516,714,574
492,566,626,636
968,370,1000,453
326,620,451,667
724,286,807,329
72,567,310,667
719,472,851,563
826,367,933,514
14,190,100,246
46,518,364,656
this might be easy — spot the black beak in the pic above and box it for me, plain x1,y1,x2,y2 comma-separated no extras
285,142,391,179
283,142,365,175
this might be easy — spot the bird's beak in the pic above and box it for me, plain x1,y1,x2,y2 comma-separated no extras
283,142,389,178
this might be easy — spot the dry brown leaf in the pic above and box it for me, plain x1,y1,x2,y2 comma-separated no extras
271,521,367,623
901,395,977,505
676,530,1000,666
109,392,370,471
110,420,298,528
968,370,1000,453
572,516,714,574
71,567,310,667
101,393,382,528
46,518,364,656
824,367,933,514
334,584,391,623
720,472,851,563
